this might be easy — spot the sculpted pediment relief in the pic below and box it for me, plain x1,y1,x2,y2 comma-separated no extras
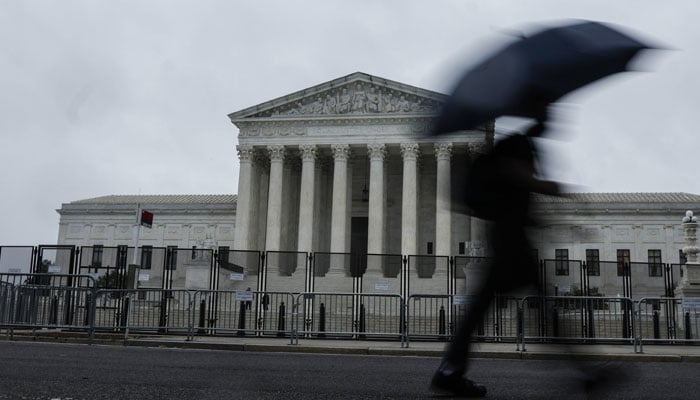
255,82,442,118
229,72,446,122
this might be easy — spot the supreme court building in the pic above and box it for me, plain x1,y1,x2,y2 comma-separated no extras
228,72,492,295
54,72,699,300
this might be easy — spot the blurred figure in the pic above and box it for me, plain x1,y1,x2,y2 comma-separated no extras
431,110,560,397
427,20,656,397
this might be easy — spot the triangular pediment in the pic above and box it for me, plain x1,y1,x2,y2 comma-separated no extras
228,72,447,123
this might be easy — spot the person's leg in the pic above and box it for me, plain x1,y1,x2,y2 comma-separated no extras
431,272,496,397
440,275,495,374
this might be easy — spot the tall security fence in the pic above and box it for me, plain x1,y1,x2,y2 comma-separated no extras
3,272,699,354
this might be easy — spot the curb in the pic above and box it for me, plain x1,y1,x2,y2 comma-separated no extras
3,334,699,363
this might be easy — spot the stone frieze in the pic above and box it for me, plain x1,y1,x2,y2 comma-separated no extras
249,81,442,118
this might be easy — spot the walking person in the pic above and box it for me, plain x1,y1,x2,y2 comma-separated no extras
431,115,560,397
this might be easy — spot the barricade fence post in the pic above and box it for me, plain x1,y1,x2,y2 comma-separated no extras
5,274,700,348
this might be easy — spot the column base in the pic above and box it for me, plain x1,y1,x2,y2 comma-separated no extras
314,269,354,293
361,270,401,295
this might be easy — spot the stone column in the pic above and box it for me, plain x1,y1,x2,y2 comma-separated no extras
676,210,700,297
467,143,488,254
330,144,351,253
234,145,255,250
264,145,285,251
255,154,270,250
297,145,317,253
367,143,387,256
435,143,452,256
400,143,420,256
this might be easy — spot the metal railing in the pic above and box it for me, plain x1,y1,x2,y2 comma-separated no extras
93,289,194,339
192,290,294,337
0,273,97,336
635,297,700,353
4,272,700,354
520,295,636,351
291,292,404,344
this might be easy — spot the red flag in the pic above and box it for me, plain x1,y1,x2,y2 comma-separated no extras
140,210,154,228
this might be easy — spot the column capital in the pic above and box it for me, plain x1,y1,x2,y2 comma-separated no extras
299,144,318,161
331,144,351,161
467,142,490,156
267,145,286,162
253,151,270,169
367,143,387,161
400,142,420,161
236,145,255,162
434,142,453,160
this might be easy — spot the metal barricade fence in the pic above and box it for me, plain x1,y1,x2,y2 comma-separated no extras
192,290,294,337
0,273,96,333
291,292,404,344
406,294,452,343
93,289,193,337
520,295,635,351
636,297,700,353
479,295,521,343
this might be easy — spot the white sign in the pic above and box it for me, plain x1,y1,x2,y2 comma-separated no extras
558,284,571,293
453,294,469,305
374,282,390,291
682,297,700,310
236,291,254,302
8,268,21,273
48,265,61,273
229,273,245,281
138,273,150,282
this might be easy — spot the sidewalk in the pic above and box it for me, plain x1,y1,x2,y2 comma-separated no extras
6,330,697,363
131,335,700,363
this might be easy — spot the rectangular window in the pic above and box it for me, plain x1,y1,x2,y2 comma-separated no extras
426,242,434,255
218,246,230,263
140,246,153,270
458,242,466,255
617,249,630,276
167,246,178,271
91,245,103,268
648,249,662,277
555,249,569,276
116,245,128,268
586,249,600,276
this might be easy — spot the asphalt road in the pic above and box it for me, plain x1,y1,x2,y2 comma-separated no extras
0,341,698,399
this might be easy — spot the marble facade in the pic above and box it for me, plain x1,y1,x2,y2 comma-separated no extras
228,72,492,262
52,73,700,300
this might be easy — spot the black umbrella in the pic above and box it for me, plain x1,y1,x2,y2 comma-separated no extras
433,20,654,134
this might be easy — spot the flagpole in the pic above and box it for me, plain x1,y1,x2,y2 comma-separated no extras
132,203,142,266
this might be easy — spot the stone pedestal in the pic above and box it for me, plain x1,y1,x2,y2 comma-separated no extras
675,211,700,297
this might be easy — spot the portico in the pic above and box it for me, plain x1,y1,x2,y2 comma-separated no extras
228,73,492,292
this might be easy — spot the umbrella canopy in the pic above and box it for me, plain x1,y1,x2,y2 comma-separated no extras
433,20,654,134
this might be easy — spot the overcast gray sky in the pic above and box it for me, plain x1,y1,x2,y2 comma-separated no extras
1,0,697,245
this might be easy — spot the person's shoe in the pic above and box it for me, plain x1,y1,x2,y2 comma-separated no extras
431,371,487,397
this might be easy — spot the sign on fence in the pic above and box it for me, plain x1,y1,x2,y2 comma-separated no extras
682,297,700,310
235,291,254,302
229,273,244,281
453,294,470,305
375,282,390,291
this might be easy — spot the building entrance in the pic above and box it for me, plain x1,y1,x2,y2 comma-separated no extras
350,217,368,277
